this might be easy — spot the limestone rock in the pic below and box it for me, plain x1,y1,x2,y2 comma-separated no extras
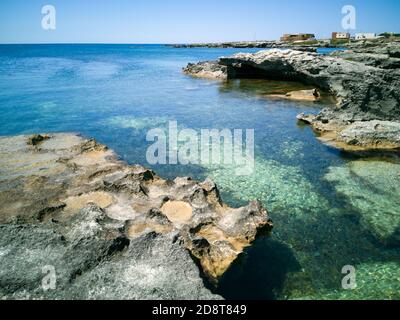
330,51,400,70
297,113,317,124
0,205,220,299
183,61,227,80
184,44,400,150
218,49,400,122
338,120,400,149
302,119,400,151
0,133,272,299
268,89,320,101
325,160,400,246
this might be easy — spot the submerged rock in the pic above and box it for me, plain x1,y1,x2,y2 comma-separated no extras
291,261,400,300
325,160,400,246
268,89,320,102
183,61,228,80
0,133,272,299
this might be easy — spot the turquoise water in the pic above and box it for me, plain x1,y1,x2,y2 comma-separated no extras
0,44,399,300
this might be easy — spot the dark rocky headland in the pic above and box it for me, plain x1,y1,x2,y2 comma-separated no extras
0,134,272,299
183,40,400,151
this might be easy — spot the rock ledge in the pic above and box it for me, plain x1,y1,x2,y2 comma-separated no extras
0,133,272,299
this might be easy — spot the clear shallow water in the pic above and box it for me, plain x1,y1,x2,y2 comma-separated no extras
0,44,399,300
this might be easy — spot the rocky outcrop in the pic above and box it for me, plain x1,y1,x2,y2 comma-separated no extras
0,133,272,299
330,52,400,70
183,45,400,151
297,113,316,125
331,42,400,69
0,206,220,299
343,38,400,54
217,49,400,121
183,61,228,80
299,117,400,151
338,121,400,148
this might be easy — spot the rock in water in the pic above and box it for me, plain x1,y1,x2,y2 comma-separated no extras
183,61,228,80
183,44,400,151
0,133,272,299
268,89,320,101
217,49,400,122
337,120,400,149
297,113,317,124
325,160,400,246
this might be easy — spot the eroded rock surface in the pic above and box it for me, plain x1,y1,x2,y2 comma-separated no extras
0,133,272,299
183,61,228,80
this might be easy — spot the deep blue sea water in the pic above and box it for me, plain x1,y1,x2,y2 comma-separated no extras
0,44,399,299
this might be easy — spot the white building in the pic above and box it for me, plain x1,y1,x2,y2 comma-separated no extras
355,33,377,40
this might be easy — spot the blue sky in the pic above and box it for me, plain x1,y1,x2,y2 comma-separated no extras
0,0,399,43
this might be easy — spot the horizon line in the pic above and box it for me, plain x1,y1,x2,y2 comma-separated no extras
1,32,398,46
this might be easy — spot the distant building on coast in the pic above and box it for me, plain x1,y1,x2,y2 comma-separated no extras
332,32,350,40
280,33,315,42
355,33,378,40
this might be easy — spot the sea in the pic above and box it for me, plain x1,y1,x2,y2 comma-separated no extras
0,44,399,299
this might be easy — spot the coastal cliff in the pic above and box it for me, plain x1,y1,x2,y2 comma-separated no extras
0,133,272,299
183,41,400,151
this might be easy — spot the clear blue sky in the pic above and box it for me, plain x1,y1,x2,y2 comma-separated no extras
0,0,399,43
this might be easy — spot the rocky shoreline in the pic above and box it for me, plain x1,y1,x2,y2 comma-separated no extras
168,41,319,52
0,133,272,299
183,41,400,151
168,37,398,51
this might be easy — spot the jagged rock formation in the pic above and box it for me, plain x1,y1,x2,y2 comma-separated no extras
183,61,227,80
330,52,400,70
184,43,400,151
342,38,400,52
183,61,228,80
297,114,400,151
331,41,400,70
0,133,272,299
